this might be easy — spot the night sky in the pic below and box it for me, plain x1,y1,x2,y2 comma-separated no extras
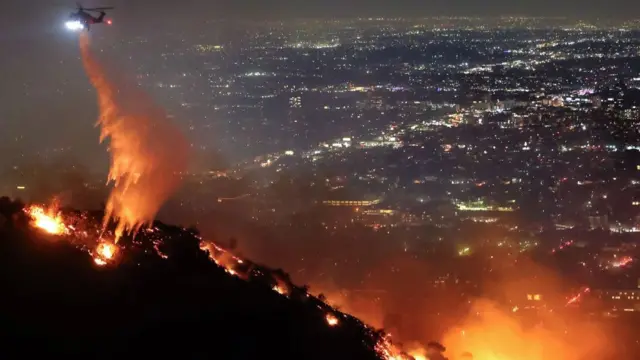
0,0,638,171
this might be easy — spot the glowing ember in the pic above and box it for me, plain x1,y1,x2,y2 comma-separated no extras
611,256,633,268
25,205,68,235
325,313,339,326
93,241,117,266
566,287,590,306
98,242,116,259
551,240,574,253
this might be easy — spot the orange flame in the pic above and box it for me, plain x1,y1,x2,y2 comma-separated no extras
25,205,68,235
374,334,409,360
79,33,188,241
273,285,288,295
325,313,339,326
94,241,117,266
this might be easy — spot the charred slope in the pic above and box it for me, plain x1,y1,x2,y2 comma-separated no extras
0,201,383,360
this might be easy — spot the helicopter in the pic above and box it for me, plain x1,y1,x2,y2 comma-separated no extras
65,3,114,31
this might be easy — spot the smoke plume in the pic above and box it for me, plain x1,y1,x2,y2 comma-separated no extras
79,33,188,239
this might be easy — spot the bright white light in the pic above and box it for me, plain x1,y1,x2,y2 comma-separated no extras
65,20,85,31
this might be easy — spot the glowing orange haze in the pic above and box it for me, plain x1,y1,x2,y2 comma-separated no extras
439,260,610,360
305,257,612,360
441,299,607,360
79,33,188,241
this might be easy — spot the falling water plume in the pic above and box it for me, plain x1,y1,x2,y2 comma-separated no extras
79,33,188,241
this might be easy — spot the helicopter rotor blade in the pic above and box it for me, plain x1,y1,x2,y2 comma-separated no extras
83,7,115,11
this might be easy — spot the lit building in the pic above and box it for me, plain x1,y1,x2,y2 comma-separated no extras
454,199,515,212
321,189,383,207
361,209,396,216
322,198,381,207
588,214,609,230
289,96,302,108
596,289,640,313
622,107,640,121
356,209,399,227
526,294,543,301
511,293,545,310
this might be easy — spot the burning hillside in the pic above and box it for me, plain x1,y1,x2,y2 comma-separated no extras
0,199,412,360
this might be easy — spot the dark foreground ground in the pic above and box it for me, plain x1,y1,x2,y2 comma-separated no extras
0,198,385,360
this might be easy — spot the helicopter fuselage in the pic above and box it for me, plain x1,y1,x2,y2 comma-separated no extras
65,5,113,31
69,10,104,25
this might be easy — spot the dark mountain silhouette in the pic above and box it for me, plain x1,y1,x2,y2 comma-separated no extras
0,197,395,360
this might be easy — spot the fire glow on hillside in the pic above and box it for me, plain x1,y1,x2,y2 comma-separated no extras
24,204,119,268
25,205,69,235
27,201,607,360
23,203,409,360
